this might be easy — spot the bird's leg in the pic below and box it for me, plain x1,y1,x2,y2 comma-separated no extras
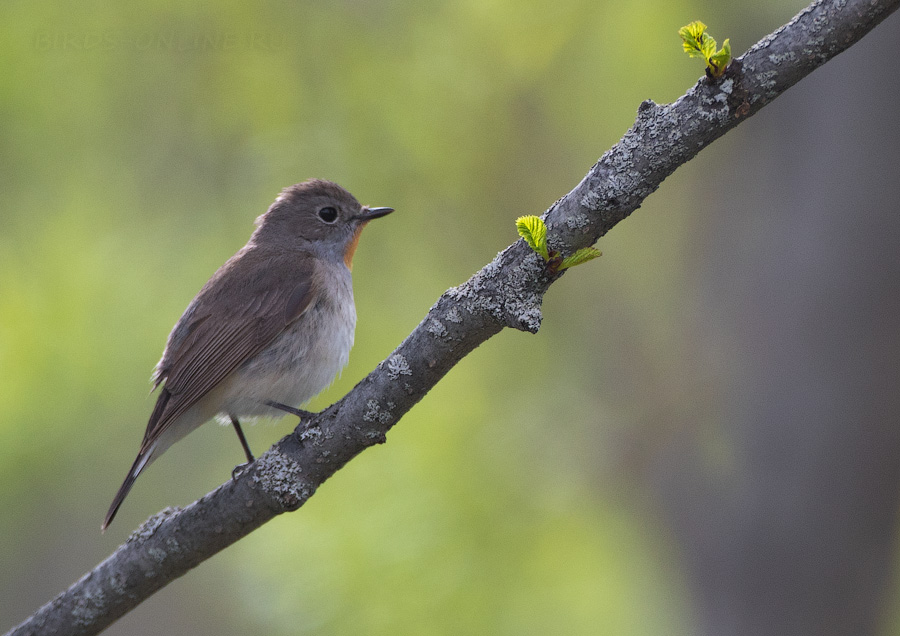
266,401,322,446
230,415,255,479
265,400,318,426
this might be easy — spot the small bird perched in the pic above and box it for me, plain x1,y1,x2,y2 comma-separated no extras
102,179,393,531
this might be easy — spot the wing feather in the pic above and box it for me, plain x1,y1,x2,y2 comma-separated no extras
139,250,317,451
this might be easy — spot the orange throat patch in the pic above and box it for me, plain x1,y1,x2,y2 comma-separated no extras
343,222,368,270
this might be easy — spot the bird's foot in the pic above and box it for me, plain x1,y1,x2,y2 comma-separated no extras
232,460,255,480
265,400,318,427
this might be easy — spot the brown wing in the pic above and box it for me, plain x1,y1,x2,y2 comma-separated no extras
102,248,319,531
142,248,318,451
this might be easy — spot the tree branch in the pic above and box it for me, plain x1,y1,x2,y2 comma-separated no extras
8,0,899,634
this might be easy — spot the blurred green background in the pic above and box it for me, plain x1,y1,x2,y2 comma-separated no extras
3,1,900,634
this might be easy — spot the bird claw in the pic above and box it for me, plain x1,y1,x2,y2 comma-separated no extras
232,460,254,480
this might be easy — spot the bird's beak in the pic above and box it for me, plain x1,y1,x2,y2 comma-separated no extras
355,206,394,221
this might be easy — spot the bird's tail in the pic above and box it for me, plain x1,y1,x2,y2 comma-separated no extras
102,386,175,532
101,444,156,532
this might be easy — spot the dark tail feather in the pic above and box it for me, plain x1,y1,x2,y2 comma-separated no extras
102,450,150,532
103,388,172,532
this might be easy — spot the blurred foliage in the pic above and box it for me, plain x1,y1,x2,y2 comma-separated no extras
0,0,866,634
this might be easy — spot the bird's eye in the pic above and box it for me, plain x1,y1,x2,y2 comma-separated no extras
318,206,338,223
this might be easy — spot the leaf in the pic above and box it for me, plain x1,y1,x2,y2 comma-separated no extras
708,38,731,77
516,215,549,261
680,21,732,79
679,21,709,58
559,247,602,270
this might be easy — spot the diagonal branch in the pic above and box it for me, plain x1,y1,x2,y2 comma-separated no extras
7,0,899,634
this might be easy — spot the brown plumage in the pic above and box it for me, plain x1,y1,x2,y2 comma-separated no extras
103,180,392,530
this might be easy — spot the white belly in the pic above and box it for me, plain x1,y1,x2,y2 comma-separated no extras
216,275,356,419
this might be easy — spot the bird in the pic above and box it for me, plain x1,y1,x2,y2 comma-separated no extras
102,179,393,531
